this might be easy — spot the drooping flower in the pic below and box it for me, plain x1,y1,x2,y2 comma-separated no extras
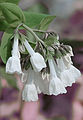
53,58,81,87
22,67,49,96
22,68,38,102
60,65,81,87
6,34,22,74
48,59,67,95
23,39,46,72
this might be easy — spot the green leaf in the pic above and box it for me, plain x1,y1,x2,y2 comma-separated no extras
0,28,14,64
0,0,20,4
0,3,25,26
24,12,56,30
0,67,18,89
23,12,48,28
39,15,56,30
0,17,9,31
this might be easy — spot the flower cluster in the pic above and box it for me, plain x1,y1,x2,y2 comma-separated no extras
5,24,81,102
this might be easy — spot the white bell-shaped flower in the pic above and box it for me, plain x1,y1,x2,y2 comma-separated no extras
23,40,46,72
53,58,81,87
22,68,38,102
6,34,22,74
48,59,67,95
60,65,81,87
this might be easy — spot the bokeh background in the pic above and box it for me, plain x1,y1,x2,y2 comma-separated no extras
0,0,83,120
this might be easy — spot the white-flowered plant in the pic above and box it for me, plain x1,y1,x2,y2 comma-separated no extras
0,7,81,101
4,26,81,102
6,34,22,74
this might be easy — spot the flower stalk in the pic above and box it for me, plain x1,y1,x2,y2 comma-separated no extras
22,24,47,48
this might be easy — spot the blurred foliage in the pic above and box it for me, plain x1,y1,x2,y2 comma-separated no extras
0,67,18,89
0,0,20,4
27,3,48,14
61,39,83,48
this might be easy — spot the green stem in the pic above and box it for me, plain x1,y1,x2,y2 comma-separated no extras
22,24,47,48
33,29,47,33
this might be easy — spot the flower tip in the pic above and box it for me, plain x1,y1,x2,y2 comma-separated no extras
6,56,22,74
22,84,38,102
30,52,46,72
49,77,67,96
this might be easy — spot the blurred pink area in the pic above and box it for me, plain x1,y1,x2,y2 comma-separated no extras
21,101,39,120
72,101,83,120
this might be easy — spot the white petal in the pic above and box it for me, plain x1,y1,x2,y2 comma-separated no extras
22,84,38,102
24,40,35,56
60,70,75,87
70,65,81,79
30,53,46,72
56,58,67,72
12,34,20,58
49,77,67,95
6,56,22,74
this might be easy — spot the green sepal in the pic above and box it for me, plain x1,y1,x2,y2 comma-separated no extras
44,33,59,46
59,47,67,56
54,49,63,59
46,50,53,62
